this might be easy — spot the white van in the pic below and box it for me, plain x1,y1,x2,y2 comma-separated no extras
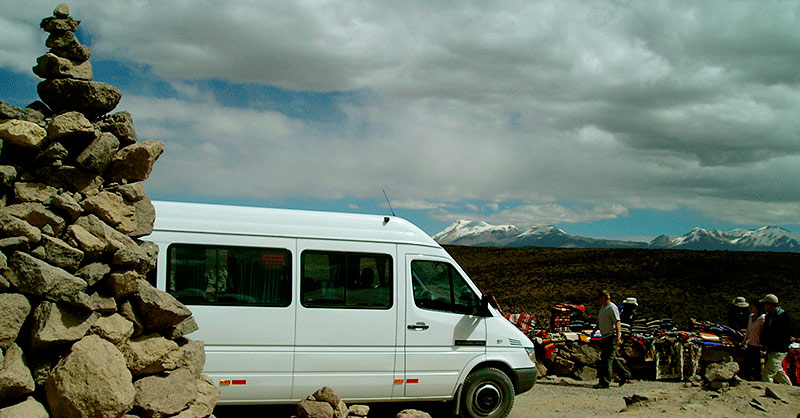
145,201,536,418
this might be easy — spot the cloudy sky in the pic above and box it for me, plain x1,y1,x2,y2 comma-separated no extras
2,0,799,240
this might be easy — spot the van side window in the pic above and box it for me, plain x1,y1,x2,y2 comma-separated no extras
411,260,479,315
301,251,392,309
167,244,291,307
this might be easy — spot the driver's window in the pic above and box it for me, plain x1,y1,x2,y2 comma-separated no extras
411,260,479,315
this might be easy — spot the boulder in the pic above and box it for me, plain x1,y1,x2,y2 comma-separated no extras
105,270,140,298
550,354,576,377
166,316,199,339
36,165,103,195
570,343,601,366
53,3,70,17
0,293,32,350
4,202,66,235
312,386,341,408
50,43,91,62
111,182,146,201
74,214,138,255
107,140,164,183
175,340,205,378
0,101,45,124
0,344,36,401
68,224,105,258
14,182,58,203
91,313,134,346
119,300,144,338
76,132,120,172
7,251,87,302
171,375,219,418
40,15,81,32
37,79,122,119
75,262,111,286
0,236,29,253
134,368,198,418
396,410,432,418
0,397,49,418
33,53,93,80
30,301,99,348
130,196,156,237
123,334,181,376
34,141,69,166
95,111,136,145
297,399,333,418
334,400,348,418
45,31,79,49
0,213,41,245
81,191,135,229
51,192,83,219
0,165,17,188
47,110,95,141
0,119,47,149
131,279,192,331
349,405,370,417
704,361,739,382
36,234,84,271
45,335,135,418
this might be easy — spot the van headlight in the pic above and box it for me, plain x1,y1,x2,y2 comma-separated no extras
524,347,536,363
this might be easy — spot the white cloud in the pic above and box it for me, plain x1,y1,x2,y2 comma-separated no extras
433,203,630,227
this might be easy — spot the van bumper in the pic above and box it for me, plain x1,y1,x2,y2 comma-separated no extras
515,366,537,394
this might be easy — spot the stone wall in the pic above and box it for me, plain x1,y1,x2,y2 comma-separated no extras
0,4,217,418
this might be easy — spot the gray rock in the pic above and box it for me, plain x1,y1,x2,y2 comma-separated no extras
47,110,95,141
76,131,120,172
0,119,47,149
0,236,29,253
74,214,138,254
51,192,83,219
30,301,99,348
131,196,156,237
171,375,219,418
0,344,36,402
138,240,159,274
75,262,111,287
37,234,84,271
95,111,136,145
134,368,198,418
0,101,45,124
0,293,32,350
107,140,164,183
0,165,17,188
111,182,146,201
166,316,199,339
89,290,117,313
90,313,134,346
4,202,66,235
36,165,103,195
312,386,341,408
396,410,432,418
40,16,80,32
0,397,49,418
704,361,739,382
50,44,91,62
34,141,69,166
14,182,58,203
176,340,205,378
113,246,148,269
570,343,601,366
81,190,135,229
45,335,136,418
131,279,192,331
54,3,70,18
106,270,140,298
37,79,122,119
349,405,370,417
123,333,180,376
0,213,41,246
33,53,93,80
297,399,333,418
765,386,787,403
45,31,79,49
7,251,87,302
334,400,348,418
119,299,144,338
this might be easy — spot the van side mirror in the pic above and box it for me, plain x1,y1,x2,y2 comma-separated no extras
479,294,496,317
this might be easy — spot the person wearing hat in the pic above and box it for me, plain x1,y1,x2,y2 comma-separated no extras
742,299,765,381
620,297,638,326
728,296,750,332
759,294,792,384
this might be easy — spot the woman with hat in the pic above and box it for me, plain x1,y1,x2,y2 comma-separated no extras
742,299,765,381
620,297,638,326
728,296,750,332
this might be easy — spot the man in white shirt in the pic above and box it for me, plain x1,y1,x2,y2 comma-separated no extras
593,289,631,388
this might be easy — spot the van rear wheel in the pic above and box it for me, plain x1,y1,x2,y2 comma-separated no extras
460,368,514,418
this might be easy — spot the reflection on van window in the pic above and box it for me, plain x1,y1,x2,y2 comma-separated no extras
301,251,392,309
411,260,479,315
167,244,291,307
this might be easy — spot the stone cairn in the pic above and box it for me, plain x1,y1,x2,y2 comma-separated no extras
0,4,218,418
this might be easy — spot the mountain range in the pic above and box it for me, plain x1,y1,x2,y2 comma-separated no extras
432,220,800,252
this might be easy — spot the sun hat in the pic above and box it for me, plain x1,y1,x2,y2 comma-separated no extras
732,296,748,308
622,297,638,306
759,294,779,305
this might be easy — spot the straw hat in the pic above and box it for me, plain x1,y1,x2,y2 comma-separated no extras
759,294,779,305
732,296,748,308
622,297,638,306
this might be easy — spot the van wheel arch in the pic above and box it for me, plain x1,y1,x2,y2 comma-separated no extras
458,366,515,418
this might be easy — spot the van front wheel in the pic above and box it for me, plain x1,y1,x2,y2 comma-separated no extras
460,368,514,418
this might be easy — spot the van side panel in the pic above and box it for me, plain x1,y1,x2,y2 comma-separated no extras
149,232,297,403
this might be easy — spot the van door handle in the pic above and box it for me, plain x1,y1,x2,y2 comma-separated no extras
407,322,430,331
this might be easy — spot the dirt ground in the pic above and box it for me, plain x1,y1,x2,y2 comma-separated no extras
213,378,800,417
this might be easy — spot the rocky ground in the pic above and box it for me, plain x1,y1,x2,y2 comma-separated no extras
214,379,799,417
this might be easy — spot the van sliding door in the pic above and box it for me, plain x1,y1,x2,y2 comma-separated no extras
293,240,398,401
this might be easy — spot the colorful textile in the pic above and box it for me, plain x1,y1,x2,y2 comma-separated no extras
782,347,800,385
504,313,536,334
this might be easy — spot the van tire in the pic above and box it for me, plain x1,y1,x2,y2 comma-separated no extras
459,368,514,418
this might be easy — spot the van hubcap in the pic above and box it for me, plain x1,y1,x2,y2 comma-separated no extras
473,383,502,413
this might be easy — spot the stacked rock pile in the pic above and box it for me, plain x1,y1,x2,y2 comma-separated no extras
295,387,369,418
0,4,218,418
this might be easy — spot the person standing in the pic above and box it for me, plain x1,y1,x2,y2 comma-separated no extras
760,294,792,385
742,300,765,381
593,289,631,388
728,296,750,332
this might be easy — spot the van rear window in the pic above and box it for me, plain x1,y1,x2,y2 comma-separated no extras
167,244,292,307
301,250,392,309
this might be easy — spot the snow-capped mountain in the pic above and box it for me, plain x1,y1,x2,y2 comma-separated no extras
431,220,521,246
434,220,800,252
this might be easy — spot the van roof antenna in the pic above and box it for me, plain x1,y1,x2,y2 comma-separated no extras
383,190,396,217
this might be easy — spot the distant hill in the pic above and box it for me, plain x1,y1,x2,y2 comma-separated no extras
433,221,800,252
